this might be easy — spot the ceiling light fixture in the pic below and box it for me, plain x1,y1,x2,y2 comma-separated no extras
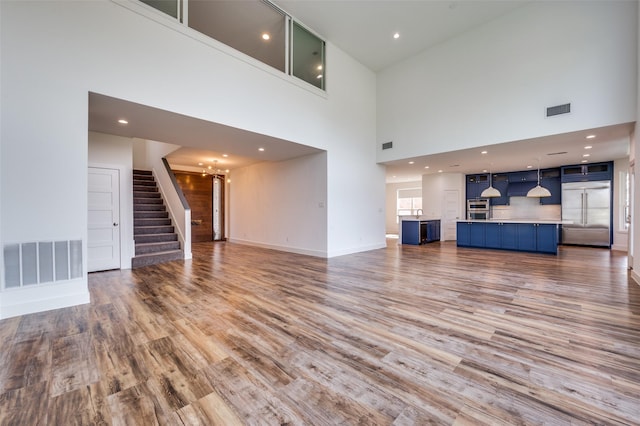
584,145,592,150
526,158,551,198
223,154,229,157
581,160,588,163
586,134,596,139
408,161,415,164
262,33,270,40
259,147,265,152
393,32,400,39
481,150,488,154
118,119,128,124
424,166,429,169
481,162,501,198
583,154,590,157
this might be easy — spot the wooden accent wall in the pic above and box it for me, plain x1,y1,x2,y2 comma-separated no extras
174,171,213,242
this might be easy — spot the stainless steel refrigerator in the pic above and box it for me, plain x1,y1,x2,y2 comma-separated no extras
561,181,611,247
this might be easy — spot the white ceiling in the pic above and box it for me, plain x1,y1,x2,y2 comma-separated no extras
276,0,531,72
88,93,322,171
88,1,634,182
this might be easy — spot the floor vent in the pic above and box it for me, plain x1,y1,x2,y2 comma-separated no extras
382,141,393,150
546,103,571,117
3,240,82,288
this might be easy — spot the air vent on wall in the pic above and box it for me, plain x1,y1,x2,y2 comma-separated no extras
382,141,393,150
546,103,571,117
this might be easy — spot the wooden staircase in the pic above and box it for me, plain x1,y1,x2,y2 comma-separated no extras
132,170,183,268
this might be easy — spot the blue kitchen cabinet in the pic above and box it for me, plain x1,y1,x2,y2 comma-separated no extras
401,221,421,245
402,220,441,245
457,222,485,247
466,174,490,199
536,224,559,253
457,222,471,246
469,222,485,247
517,224,537,251
490,174,510,206
501,223,518,249
458,221,558,254
561,162,612,182
484,223,501,248
540,177,561,205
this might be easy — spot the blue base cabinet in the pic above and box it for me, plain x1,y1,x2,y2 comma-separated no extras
402,220,441,245
457,222,559,254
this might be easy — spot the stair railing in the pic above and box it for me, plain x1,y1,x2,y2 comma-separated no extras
151,158,192,259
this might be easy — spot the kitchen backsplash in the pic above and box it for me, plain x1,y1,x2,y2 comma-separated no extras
491,196,561,221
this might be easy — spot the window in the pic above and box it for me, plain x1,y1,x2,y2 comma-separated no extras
140,0,179,19
291,21,325,90
135,0,327,91
397,188,422,222
620,170,630,231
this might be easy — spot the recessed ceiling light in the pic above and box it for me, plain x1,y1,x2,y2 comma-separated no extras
317,65,323,71
223,154,229,157
393,32,400,39
118,119,128,124
586,134,596,139
584,145,592,150
198,162,203,166
481,150,488,154
317,74,323,79
225,169,230,173
424,166,429,169
581,159,588,163
482,169,487,173
262,33,270,40
583,153,590,157
527,165,533,169
438,169,443,173
408,161,415,164
258,147,265,152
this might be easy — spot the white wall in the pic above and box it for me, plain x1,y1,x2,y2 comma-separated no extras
0,0,382,317
230,152,328,256
422,173,465,240
377,1,637,162
385,181,421,234
88,131,135,269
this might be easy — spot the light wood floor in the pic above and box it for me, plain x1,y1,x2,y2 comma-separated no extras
1,241,639,425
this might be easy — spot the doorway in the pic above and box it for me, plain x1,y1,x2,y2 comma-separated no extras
88,167,121,271
174,171,225,242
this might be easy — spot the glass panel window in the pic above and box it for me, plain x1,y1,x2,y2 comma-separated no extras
291,21,325,90
188,0,286,72
140,0,179,19
397,188,422,222
620,170,630,231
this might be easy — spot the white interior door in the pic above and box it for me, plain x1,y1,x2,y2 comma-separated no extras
88,167,120,272
442,190,460,241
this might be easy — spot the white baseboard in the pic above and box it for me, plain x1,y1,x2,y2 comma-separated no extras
228,238,328,258
0,279,90,320
630,269,640,287
327,242,387,258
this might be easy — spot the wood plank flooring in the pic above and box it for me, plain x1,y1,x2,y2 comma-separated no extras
1,241,639,425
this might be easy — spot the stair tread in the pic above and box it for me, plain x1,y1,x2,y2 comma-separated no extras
133,249,182,258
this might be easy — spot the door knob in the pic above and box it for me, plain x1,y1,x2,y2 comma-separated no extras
113,222,118,226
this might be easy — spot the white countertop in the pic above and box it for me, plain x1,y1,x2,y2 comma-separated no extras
457,219,571,224
399,216,441,222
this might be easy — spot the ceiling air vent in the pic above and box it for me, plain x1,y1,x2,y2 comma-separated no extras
546,103,571,117
382,141,393,150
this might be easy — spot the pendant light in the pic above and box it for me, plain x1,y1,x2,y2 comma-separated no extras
527,158,551,198
481,165,501,198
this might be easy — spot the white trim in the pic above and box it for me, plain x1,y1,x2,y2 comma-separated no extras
0,278,89,320
89,162,133,269
630,269,640,286
327,242,387,258
229,237,329,258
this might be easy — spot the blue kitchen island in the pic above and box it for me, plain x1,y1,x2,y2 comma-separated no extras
457,220,564,255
